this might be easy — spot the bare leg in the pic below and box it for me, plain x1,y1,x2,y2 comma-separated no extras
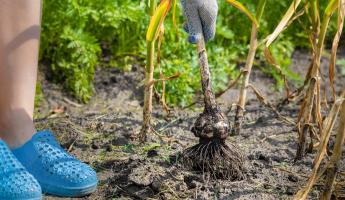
0,0,41,148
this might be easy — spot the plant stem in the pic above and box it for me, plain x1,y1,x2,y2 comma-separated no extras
293,91,345,200
139,0,158,142
233,0,266,135
197,38,218,113
321,98,345,199
140,40,155,142
296,0,338,158
310,0,320,27
149,0,157,16
234,23,258,135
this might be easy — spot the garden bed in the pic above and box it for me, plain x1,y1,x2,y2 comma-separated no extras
37,50,345,200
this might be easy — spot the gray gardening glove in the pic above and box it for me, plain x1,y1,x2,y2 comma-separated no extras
181,0,218,44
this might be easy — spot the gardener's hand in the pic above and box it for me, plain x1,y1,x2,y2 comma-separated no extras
181,0,218,44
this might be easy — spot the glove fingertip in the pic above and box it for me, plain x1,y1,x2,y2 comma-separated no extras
188,35,198,44
204,34,215,42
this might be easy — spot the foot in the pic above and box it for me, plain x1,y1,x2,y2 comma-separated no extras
0,140,42,200
12,130,98,197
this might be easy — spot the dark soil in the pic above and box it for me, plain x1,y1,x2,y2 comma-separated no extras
36,49,345,200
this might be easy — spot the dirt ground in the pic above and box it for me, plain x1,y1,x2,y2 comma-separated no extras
36,49,345,200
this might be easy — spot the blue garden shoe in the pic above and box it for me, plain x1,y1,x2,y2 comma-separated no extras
0,140,42,200
12,130,98,197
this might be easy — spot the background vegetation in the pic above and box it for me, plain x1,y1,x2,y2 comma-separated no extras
39,0,339,106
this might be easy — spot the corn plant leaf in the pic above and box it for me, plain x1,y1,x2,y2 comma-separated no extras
325,0,339,16
148,0,157,16
146,0,171,42
261,0,303,97
256,0,267,21
225,0,258,26
265,0,302,47
172,0,178,29
329,0,344,98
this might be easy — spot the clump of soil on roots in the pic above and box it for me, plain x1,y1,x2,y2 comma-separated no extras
181,108,245,180
182,137,245,180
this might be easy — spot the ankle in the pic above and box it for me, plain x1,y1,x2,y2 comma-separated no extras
0,127,36,148
0,111,36,148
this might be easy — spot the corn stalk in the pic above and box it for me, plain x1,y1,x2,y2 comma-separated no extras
140,0,171,142
329,0,345,100
263,0,341,159
321,97,345,199
295,0,339,160
233,0,266,135
155,26,172,113
293,91,345,200
293,1,345,198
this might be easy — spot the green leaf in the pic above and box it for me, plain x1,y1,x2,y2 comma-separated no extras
225,0,258,26
146,0,171,42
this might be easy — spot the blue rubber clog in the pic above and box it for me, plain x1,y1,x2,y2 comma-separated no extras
12,130,97,197
0,140,42,200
